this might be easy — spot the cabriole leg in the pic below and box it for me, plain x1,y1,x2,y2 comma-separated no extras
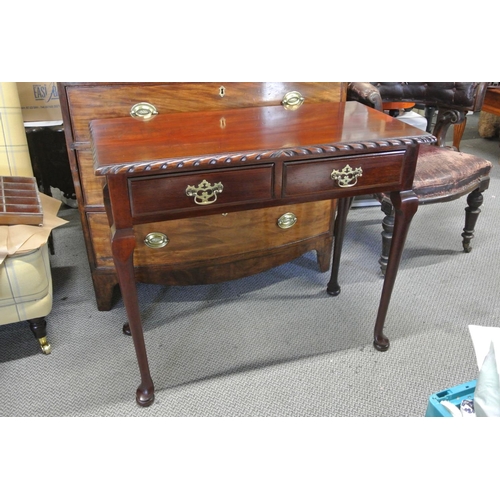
373,190,418,351
327,197,352,296
112,229,155,407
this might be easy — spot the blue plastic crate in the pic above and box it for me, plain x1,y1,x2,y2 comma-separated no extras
425,380,476,417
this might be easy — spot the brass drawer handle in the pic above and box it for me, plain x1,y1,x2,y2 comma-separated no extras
282,91,304,110
331,164,363,188
186,180,224,205
144,232,169,248
130,102,158,120
277,212,298,229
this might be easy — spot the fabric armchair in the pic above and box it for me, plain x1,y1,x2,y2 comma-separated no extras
0,83,57,354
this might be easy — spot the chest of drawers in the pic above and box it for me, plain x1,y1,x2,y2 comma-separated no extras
58,83,346,310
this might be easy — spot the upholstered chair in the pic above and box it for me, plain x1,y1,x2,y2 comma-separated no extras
347,82,492,274
0,83,54,354
349,82,488,150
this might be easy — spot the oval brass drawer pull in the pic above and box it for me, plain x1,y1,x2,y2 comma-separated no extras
277,212,298,229
130,102,158,120
186,180,224,205
144,232,169,248
331,164,363,188
282,91,304,110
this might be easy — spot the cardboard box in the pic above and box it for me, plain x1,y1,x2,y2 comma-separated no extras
16,82,62,123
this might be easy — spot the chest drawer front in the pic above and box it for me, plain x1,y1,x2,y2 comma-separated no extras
283,151,405,197
65,83,345,144
133,199,334,266
129,164,274,218
87,199,334,269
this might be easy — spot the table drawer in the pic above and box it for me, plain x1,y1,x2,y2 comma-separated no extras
129,164,274,218
283,151,405,197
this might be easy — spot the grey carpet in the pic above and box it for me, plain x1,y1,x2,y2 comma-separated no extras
1,112,499,417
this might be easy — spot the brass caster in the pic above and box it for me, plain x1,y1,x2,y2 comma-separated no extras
38,337,52,354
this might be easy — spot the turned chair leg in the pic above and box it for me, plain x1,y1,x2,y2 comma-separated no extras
462,188,484,253
378,186,485,270
27,317,52,354
379,199,395,276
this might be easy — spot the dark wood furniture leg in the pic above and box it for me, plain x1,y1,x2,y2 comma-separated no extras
379,199,395,275
327,197,352,296
453,121,467,150
92,274,118,312
462,188,484,253
373,190,418,351
112,228,155,407
328,191,417,351
425,106,436,132
104,180,155,407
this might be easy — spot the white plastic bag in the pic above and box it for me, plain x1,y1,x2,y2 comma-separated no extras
468,325,500,417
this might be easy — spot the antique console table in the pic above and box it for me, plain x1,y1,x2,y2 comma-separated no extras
90,99,435,406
